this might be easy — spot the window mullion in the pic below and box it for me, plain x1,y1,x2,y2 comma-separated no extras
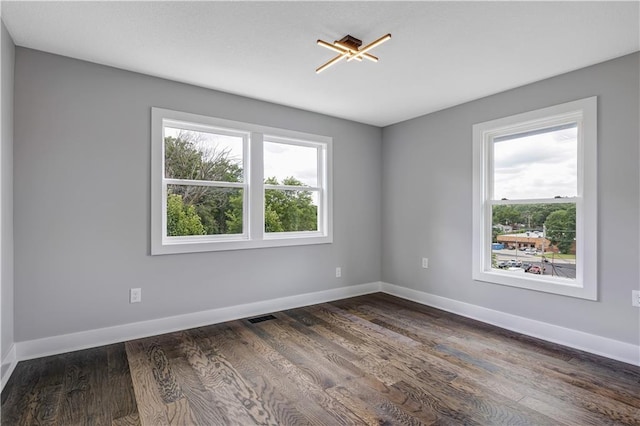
164,178,245,188
250,132,264,241
489,197,579,206
264,184,321,191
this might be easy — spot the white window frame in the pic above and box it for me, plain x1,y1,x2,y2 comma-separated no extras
151,108,333,255
162,119,250,243
472,97,597,300
263,135,328,240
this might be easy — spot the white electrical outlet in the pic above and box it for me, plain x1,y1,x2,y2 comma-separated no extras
422,258,429,269
130,288,142,304
632,290,640,307
336,267,342,278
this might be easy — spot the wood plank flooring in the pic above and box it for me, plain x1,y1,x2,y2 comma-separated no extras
2,293,639,425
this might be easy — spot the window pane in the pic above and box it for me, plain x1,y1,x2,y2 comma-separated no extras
493,124,577,200
167,185,243,236
264,141,318,187
164,127,243,182
491,202,576,279
265,189,318,233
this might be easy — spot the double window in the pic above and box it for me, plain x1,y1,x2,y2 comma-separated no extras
472,97,597,299
151,108,332,254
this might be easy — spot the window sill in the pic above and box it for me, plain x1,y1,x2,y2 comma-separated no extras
152,235,333,255
473,269,596,300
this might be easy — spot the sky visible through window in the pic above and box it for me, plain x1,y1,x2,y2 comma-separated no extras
264,141,318,187
165,128,318,188
493,125,577,200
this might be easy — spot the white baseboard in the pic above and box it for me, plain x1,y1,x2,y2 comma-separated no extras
381,282,640,367
16,281,383,362
1,343,17,392
7,279,638,392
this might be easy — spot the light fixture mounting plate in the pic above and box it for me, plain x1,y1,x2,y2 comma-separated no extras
338,35,362,51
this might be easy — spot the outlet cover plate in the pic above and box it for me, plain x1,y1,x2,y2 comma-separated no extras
130,288,142,304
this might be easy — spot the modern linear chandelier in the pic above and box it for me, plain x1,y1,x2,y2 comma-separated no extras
315,33,391,74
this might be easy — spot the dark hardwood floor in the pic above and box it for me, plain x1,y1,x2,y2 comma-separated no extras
2,293,639,425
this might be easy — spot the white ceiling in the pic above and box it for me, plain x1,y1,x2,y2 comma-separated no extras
2,1,639,127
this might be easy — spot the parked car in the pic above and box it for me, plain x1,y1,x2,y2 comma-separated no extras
522,263,532,272
527,265,543,274
497,261,508,269
507,259,522,267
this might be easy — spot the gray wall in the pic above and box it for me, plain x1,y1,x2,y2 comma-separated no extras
11,45,640,348
14,48,382,342
382,52,640,345
1,21,15,367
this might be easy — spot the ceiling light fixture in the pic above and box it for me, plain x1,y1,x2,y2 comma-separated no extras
316,33,391,74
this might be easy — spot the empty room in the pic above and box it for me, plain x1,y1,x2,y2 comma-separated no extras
1,1,639,425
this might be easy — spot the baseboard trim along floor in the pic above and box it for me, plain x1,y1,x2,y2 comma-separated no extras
5,293,638,424
0,344,17,393
379,282,639,367
14,282,382,363
3,280,638,392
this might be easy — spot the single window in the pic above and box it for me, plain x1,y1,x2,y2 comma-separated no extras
151,108,333,254
263,138,325,236
472,97,597,299
163,124,248,239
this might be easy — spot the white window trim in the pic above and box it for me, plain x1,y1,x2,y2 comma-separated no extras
162,121,251,243
472,97,597,300
263,135,327,240
151,108,333,255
